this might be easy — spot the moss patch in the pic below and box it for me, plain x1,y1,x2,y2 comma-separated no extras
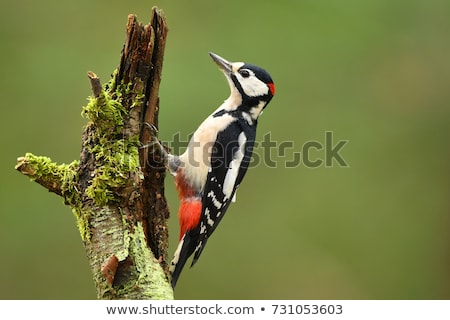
17,153,89,240
20,153,79,203
81,74,143,207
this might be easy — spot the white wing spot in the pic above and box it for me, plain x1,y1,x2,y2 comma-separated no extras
207,190,222,209
223,132,247,199
200,222,207,234
204,208,215,226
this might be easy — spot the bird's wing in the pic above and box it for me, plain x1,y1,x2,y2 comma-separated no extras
191,119,256,266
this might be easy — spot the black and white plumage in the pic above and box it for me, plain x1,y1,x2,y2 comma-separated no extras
168,52,275,288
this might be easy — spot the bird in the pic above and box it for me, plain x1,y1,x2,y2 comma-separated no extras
167,52,275,288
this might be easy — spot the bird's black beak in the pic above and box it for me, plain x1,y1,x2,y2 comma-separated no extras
209,52,232,74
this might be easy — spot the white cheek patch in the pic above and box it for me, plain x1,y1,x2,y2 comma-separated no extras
223,132,247,200
238,74,269,98
231,62,269,98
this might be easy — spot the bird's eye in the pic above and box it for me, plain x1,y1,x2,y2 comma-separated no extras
239,69,250,78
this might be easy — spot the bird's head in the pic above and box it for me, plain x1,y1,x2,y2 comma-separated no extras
209,52,275,119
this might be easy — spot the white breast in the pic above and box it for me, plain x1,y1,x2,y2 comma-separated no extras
178,109,236,192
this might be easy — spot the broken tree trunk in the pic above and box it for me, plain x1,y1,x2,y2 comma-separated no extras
15,7,173,299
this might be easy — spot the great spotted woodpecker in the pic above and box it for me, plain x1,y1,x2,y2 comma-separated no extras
168,52,275,288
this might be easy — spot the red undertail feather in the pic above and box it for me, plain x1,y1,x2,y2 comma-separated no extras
178,200,202,240
174,172,202,240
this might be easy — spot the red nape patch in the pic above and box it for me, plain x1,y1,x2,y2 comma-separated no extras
268,82,276,96
178,199,202,240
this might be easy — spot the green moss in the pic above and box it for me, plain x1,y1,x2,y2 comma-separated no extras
21,73,146,242
22,153,79,203
23,153,76,182
82,92,125,131
81,74,143,207
84,135,141,206
20,153,89,240
72,206,91,241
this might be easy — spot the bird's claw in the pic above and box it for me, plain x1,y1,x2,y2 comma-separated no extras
140,122,168,164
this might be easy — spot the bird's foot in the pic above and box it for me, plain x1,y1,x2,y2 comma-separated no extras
140,122,165,153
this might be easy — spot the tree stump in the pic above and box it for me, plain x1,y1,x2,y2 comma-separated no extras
15,7,173,300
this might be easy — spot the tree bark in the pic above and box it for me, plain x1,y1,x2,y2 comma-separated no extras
15,7,173,300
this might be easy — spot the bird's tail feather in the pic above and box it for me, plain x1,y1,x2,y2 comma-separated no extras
169,230,198,288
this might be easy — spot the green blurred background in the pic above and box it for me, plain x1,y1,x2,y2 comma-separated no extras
1,0,449,299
